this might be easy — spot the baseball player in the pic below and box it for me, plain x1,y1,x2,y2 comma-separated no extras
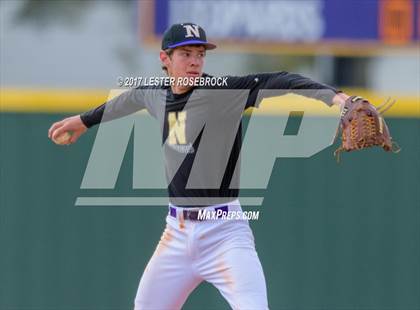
48,23,393,309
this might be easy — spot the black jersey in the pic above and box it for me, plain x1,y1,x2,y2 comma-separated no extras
81,72,338,206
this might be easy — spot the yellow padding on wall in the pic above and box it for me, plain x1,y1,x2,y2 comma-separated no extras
0,88,109,113
0,88,419,117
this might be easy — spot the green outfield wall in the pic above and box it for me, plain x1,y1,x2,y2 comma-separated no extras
1,113,419,309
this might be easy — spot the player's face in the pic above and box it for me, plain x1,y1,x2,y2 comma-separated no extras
163,45,206,79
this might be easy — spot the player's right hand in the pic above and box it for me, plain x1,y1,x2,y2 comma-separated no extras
48,115,87,145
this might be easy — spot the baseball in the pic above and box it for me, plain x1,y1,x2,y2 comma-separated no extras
53,131,72,145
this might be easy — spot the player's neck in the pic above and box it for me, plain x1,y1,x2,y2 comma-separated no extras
171,85,193,95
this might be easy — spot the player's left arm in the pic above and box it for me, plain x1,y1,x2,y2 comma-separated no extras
274,72,351,107
228,71,397,156
225,71,350,109
221,72,397,157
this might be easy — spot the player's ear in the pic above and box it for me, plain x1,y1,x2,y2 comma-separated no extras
160,50,171,67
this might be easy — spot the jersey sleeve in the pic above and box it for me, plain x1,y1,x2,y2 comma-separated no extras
80,87,147,128
224,72,339,109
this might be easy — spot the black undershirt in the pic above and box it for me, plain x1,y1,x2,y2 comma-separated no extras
80,72,338,206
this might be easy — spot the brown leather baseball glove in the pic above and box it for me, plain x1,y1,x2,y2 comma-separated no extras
334,96,400,161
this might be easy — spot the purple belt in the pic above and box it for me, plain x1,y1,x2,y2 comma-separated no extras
169,205,229,221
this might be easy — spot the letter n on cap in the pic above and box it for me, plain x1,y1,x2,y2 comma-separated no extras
183,24,200,38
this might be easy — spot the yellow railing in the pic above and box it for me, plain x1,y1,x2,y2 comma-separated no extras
1,88,418,117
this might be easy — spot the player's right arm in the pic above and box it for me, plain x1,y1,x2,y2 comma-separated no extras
48,114,88,145
48,88,146,145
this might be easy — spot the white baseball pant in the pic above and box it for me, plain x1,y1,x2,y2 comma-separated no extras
134,199,268,309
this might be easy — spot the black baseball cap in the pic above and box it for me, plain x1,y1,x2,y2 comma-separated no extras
161,23,217,50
